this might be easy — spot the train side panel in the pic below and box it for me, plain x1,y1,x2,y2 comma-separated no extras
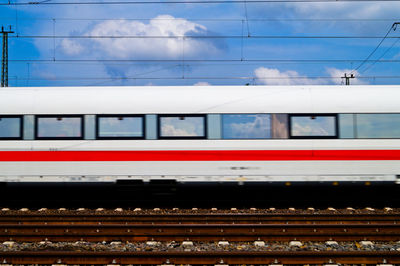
0,139,399,182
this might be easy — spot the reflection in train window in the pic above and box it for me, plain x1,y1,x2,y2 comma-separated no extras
290,115,337,138
158,115,206,139
0,116,22,139
356,114,400,138
97,115,144,139
222,114,271,139
271,114,289,139
36,116,83,139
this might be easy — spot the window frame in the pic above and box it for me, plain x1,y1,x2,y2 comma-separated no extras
0,115,23,140
289,113,339,139
157,114,207,140
35,115,84,140
96,114,145,140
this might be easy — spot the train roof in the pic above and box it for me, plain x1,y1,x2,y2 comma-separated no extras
0,85,399,114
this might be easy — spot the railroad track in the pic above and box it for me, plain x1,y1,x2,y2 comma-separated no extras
0,208,399,265
1,212,399,224
1,223,400,241
1,251,399,264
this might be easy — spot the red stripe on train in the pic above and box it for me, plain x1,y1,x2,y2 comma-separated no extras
0,150,399,161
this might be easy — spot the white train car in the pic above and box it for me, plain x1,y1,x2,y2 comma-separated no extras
0,85,399,184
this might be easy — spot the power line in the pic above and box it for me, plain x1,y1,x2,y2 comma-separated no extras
8,35,400,39
359,24,400,74
243,0,251,37
8,75,400,81
87,64,181,86
7,59,400,63
361,37,400,73
2,17,400,22
2,0,400,5
351,22,400,73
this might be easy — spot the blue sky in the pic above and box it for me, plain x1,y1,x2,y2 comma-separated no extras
1,0,400,86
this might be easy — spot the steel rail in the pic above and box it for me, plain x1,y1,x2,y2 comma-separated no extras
1,223,399,241
0,213,398,225
0,251,399,264
1,219,397,225
0,213,399,224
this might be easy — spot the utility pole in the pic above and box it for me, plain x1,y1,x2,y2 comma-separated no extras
342,73,354,85
1,26,14,87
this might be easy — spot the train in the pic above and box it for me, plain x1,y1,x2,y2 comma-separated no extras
0,85,399,184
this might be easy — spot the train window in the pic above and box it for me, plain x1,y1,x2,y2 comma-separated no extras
289,114,338,138
355,114,400,138
0,116,23,140
158,115,206,139
96,115,144,139
36,115,83,140
222,114,271,139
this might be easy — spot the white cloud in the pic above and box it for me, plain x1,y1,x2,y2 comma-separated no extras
250,3,400,36
161,124,198,136
254,67,367,85
254,67,323,85
291,117,335,136
60,39,84,56
228,115,270,138
287,3,400,37
161,117,204,136
60,15,222,59
292,123,329,136
287,3,400,20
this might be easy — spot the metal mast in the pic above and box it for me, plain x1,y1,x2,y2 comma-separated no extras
342,73,354,86
1,26,14,87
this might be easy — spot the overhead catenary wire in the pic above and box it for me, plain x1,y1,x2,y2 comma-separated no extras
2,0,400,5
86,64,182,86
7,34,400,39
8,75,400,81
7,59,400,63
243,0,251,37
360,37,400,74
351,22,400,74
2,17,400,22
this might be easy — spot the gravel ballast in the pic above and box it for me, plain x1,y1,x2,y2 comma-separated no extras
1,241,400,252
